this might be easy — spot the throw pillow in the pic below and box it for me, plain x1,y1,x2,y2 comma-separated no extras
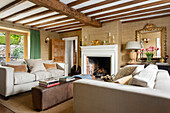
44,63,57,70
114,66,137,81
25,59,46,73
130,64,158,88
7,64,27,72
114,75,132,85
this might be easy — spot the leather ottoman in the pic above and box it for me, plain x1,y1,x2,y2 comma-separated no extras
32,81,73,111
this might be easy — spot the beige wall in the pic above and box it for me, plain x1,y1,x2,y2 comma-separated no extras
121,16,170,65
82,21,122,68
40,30,60,60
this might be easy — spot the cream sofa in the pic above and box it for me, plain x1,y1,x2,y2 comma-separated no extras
0,60,68,98
73,70,170,113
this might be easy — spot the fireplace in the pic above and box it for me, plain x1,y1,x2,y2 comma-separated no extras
86,57,111,76
81,45,118,75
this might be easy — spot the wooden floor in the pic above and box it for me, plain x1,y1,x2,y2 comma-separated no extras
0,103,14,113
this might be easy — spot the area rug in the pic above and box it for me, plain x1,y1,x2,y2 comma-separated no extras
0,92,73,113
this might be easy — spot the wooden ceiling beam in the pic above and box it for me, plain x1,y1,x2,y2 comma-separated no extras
57,28,82,33
51,25,85,32
27,0,101,27
14,10,53,23
0,0,25,13
31,17,71,27
23,14,64,25
92,0,170,18
1,5,41,21
102,9,170,23
121,14,170,23
77,0,120,12
98,5,170,21
38,20,78,29
85,0,148,16
67,0,89,7
46,22,81,31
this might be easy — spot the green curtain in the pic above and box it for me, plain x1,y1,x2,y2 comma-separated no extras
30,29,41,59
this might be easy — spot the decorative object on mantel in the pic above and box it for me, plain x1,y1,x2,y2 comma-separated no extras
139,46,159,64
91,40,101,45
82,36,88,46
108,32,115,44
126,41,141,64
103,40,109,45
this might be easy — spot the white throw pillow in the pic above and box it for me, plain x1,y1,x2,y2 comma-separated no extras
25,59,46,73
130,64,158,88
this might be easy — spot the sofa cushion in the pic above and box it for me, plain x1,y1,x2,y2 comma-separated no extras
14,72,35,85
25,59,46,73
154,70,170,92
44,63,57,70
7,64,27,72
47,68,64,78
34,71,52,81
131,64,158,88
114,66,137,81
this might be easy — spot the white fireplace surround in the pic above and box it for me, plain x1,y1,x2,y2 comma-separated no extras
81,45,118,75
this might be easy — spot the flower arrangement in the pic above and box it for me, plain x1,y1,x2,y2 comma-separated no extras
139,46,159,63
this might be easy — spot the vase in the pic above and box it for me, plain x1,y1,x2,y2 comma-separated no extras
147,55,152,64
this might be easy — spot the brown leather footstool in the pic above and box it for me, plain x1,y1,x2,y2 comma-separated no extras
32,81,73,111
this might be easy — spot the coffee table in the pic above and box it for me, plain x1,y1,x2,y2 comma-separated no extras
32,80,74,111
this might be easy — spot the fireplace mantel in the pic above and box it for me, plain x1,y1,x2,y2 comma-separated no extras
81,45,118,75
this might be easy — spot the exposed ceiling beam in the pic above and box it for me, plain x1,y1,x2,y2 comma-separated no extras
92,0,170,18
27,0,101,27
31,17,71,27
85,0,148,16
38,20,78,29
67,0,89,7
1,5,41,21
98,5,170,21
77,0,120,12
0,0,25,13
121,14,170,23
14,10,53,23
23,14,64,25
46,22,81,31
57,28,82,33
102,9,170,23
52,25,85,32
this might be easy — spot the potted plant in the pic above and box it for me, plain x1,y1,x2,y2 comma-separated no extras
139,46,159,64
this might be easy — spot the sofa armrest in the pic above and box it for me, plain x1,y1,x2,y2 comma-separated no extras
55,63,68,76
0,66,14,97
74,79,170,113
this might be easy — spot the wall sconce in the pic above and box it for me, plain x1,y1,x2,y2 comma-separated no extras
45,37,50,43
142,38,150,43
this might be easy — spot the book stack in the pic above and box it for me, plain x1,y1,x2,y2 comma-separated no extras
59,76,75,82
39,79,60,88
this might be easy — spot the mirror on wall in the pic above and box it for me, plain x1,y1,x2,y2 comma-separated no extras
136,23,166,58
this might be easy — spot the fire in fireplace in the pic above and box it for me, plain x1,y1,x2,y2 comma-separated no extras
86,57,111,76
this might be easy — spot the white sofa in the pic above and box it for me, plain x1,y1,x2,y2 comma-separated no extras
0,60,68,98
73,70,170,113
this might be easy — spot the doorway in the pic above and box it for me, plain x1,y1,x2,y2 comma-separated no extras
0,29,28,62
62,36,78,74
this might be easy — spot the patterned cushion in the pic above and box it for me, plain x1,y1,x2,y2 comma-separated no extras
25,59,46,73
114,66,137,81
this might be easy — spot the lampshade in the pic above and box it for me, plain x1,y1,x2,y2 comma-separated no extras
126,41,141,50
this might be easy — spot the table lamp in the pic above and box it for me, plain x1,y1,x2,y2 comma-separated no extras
126,41,141,63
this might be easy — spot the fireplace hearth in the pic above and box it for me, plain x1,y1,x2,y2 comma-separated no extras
86,57,111,76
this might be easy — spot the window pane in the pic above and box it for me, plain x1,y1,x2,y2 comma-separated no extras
0,32,6,62
10,34,24,61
